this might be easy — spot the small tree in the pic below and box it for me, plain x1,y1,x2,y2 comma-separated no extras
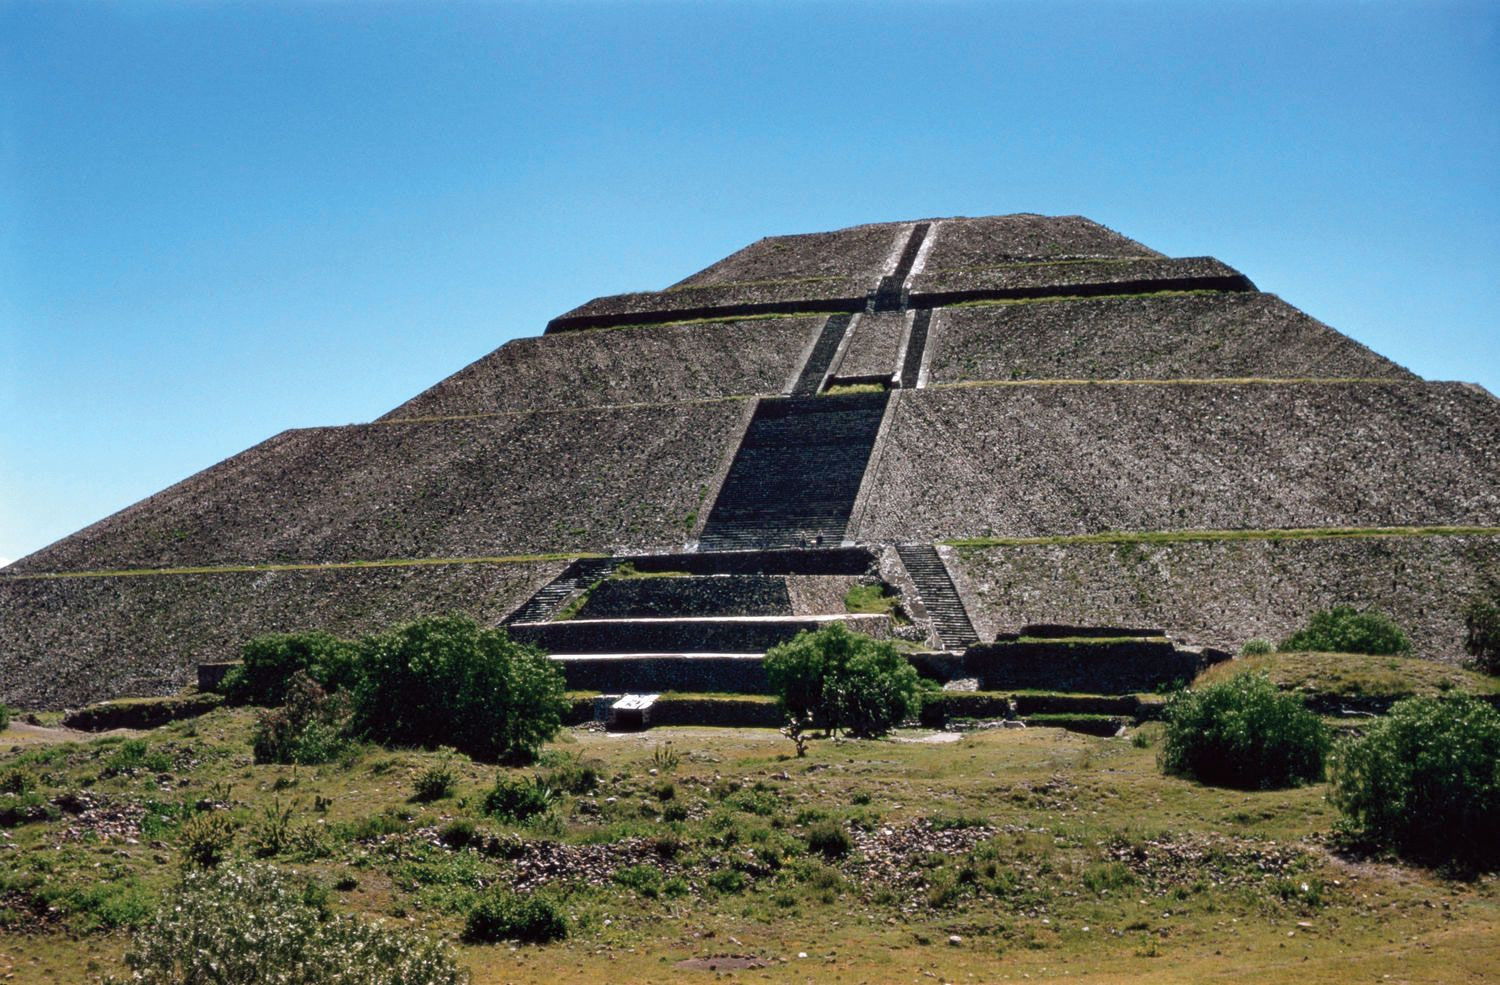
1159,672,1329,789
251,671,350,765
351,615,565,762
1464,599,1500,675
1329,695,1500,871
764,623,922,739
1280,605,1411,656
223,630,359,706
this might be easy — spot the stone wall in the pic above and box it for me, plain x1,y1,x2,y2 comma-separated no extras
512,613,891,654
13,401,749,573
961,639,1215,693
575,576,792,619
925,293,1413,384
0,559,563,708
859,383,1500,541
556,654,770,694
382,317,821,420
946,535,1500,660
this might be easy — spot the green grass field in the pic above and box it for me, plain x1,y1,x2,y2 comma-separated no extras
2,683,1497,983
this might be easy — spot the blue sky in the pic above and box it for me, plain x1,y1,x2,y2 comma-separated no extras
2,0,1496,566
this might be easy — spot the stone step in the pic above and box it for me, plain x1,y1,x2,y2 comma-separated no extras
513,613,890,655
897,308,932,388
895,544,980,649
506,557,620,625
791,314,852,397
698,394,889,552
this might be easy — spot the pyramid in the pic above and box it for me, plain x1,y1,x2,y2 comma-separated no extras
4,214,1498,708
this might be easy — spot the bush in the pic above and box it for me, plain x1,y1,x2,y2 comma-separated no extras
1280,606,1411,656
1464,599,1500,675
177,811,237,869
110,862,467,984
252,672,350,765
351,615,566,762
1240,638,1275,656
806,820,852,860
223,630,359,706
763,623,923,738
0,703,10,731
1159,672,1330,790
412,753,459,802
1329,695,1500,870
464,888,566,943
482,775,555,822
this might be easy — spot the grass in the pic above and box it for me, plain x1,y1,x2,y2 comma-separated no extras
2,702,1498,984
1195,650,1500,698
821,382,887,396
843,582,901,616
946,524,1500,552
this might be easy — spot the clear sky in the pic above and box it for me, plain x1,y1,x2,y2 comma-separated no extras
2,1,1496,567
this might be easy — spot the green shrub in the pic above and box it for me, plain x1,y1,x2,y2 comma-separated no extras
0,767,37,795
412,753,459,803
0,703,10,731
223,630,359,706
707,869,747,894
764,623,923,738
177,811,236,869
805,820,852,860
100,738,173,778
109,862,466,984
464,888,566,943
612,864,664,898
252,672,350,765
537,753,599,794
482,775,555,822
1464,599,1500,675
1240,638,1275,656
351,615,565,762
0,791,58,828
1329,695,1500,870
1280,606,1411,656
1159,672,1329,790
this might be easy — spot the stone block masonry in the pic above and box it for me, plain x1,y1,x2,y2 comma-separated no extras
13,401,749,574
925,292,1413,385
861,382,1500,542
947,534,1500,661
381,316,823,421
0,559,564,708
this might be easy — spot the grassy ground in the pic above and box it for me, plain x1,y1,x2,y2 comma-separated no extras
1196,650,1500,698
2,710,1497,984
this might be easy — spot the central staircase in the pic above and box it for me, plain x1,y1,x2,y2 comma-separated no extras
696,392,889,551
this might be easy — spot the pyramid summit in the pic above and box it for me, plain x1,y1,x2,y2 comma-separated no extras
4,213,1498,708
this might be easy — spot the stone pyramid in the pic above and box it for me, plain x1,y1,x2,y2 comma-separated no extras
4,214,1498,708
